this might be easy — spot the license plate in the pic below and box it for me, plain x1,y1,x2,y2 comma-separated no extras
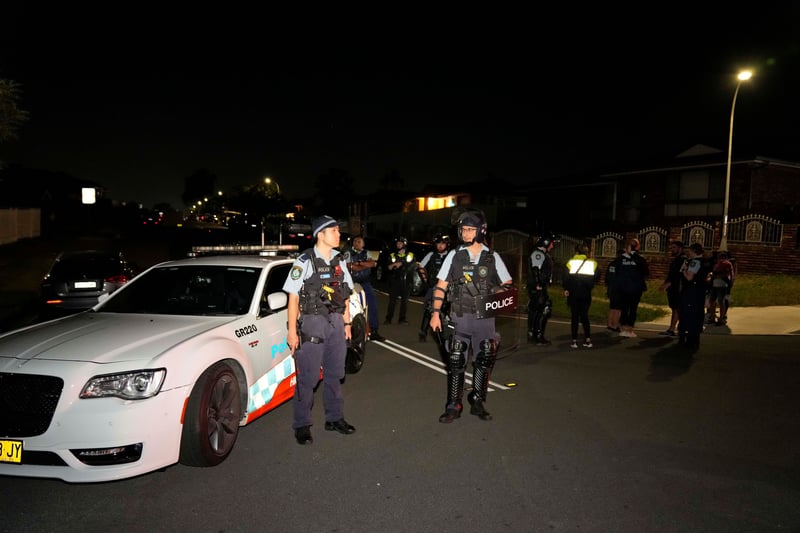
0,439,23,464
74,281,98,289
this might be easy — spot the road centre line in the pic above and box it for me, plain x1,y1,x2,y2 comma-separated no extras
374,339,509,391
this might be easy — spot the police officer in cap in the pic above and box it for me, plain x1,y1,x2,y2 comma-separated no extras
429,210,513,423
283,215,357,445
527,232,557,345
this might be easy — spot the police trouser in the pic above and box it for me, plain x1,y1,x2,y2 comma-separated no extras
292,314,347,429
527,288,551,339
386,276,409,322
445,314,497,408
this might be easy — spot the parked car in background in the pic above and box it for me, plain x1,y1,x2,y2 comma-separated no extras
0,244,368,483
39,250,135,317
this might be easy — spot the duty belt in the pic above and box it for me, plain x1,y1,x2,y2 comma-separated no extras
300,334,324,344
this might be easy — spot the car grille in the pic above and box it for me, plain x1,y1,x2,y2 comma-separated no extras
0,373,63,437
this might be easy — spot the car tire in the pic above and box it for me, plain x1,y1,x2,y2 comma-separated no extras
179,361,242,467
345,313,367,374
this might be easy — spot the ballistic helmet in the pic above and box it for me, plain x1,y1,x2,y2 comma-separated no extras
395,236,408,246
457,210,487,244
535,232,558,249
433,233,450,245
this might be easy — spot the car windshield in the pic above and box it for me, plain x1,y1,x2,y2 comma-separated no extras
98,265,262,316
51,253,125,278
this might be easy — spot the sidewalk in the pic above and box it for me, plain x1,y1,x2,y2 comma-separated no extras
636,305,800,336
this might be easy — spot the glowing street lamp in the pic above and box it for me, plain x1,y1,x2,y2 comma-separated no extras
264,177,281,195
719,69,753,251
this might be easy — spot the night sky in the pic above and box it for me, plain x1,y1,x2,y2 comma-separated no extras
2,7,798,208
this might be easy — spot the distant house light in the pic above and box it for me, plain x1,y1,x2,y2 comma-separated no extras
81,187,96,205
416,195,457,212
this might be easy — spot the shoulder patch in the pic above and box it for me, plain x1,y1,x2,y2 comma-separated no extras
290,265,303,280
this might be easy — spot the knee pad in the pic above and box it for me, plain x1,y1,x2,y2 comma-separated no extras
476,338,497,370
448,339,468,371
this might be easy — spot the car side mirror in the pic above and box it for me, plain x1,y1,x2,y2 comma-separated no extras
261,291,288,315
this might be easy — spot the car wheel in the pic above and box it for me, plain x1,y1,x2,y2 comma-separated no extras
345,313,367,374
179,362,242,467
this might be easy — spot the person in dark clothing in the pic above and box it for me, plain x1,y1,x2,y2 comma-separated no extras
526,233,557,345
384,236,417,325
678,242,709,350
605,248,624,333
563,243,601,348
616,238,650,338
658,240,685,337
417,233,451,341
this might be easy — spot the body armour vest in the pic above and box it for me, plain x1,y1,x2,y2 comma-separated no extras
298,249,351,316
426,253,448,287
448,248,501,315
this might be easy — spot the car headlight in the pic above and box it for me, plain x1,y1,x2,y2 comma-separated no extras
80,369,167,400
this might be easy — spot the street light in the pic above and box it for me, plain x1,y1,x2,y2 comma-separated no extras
719,69,753,251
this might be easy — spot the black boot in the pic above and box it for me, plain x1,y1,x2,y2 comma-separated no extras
468,392,492,421
469,338,497,421
438,372,463,423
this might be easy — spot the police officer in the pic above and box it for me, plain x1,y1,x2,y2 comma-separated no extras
429,210,513,423
342,236,384,342
417,233,451,342
678,242,708,350
527,233,557,345
384,236,417,325
283,215,356,445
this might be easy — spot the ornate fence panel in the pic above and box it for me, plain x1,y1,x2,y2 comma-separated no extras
553,233,584,265
637,226,668,254
595,232,624,257
681,220,715,249
727,214,783,245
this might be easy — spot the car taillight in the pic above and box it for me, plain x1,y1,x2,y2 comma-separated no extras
105,275,129,284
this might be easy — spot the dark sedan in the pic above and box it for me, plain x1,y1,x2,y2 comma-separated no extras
39,250,135,316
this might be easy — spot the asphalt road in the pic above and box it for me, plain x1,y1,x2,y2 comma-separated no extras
2,290,799,532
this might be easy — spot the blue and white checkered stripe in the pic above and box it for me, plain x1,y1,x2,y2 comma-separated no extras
247,357,295,411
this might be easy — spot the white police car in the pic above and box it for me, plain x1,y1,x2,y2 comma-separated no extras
0,245,368,483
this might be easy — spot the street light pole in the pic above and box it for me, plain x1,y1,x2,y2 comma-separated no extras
719,70,752,252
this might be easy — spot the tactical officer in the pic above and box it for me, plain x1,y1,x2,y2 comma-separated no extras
417,233,451,342
429,211,513,423
283,215,357,445
384,236,417,325
527,233,557,345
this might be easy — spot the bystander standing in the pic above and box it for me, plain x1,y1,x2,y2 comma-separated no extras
658,240,686,337
563,243,601,348
616,238,649,338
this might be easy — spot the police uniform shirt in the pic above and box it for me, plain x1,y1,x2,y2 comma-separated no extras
282,246,354,295
342,248,371,284
437,244,512,283
419,251,435,269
